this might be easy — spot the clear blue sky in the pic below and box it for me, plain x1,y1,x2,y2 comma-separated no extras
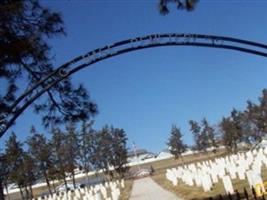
1,0,267,153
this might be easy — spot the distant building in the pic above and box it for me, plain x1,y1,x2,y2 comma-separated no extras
127,149,156,163
157,149,173,160
134,168,151,177
157,148,195,160
182,149,195,156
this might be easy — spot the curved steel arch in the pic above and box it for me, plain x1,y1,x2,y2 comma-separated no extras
1,33,267,137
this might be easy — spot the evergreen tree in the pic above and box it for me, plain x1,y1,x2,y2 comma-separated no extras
220,109,252,152
235,110,254,146
189,119,218,152
79,121,96,180
167,125,186,159
110,127,128,178
4,147,37,200
189,120,203,152
0,0,97,138
94,126,113,179
50,127,68,190
93,125,129,179
246,89,267,142
220,117,239,152
65,122,79,189
0,151,9,200
4,132,25,199
231,109,252,146
158,0,198,15
201,118,218,153
21,153,38,199
26,126,53,195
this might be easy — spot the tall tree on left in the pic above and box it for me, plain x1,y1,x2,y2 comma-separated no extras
0,0,97,138
0,151,9,200
4,133,25,199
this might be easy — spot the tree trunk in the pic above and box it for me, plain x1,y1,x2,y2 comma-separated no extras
107,169,111,182
86,171,90,184
29,185,34,199
44,172,52,195
0,182,5,200
94,171,101,185
71,170,76,189
4,182,10,200
180,156,184,165
234,142,238,153
19,187,24,200
52,180,56,193
25,187,30,200
105,164,111,182
63,175,68,191
119,166,122,179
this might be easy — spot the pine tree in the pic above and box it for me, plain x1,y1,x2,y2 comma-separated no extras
189,120,203,152
0,0,97,138
167,125,187,159
79,121,96,180
189,119,217,153
110,127,128,178
50,127,68,190
4,132,25,199
201,118,218,153
65,122,79,189
158,0,198,15
0,151,9,200
21,153,38,199
220,117,239,152
220,109,250,152
246,89,267,142
93,125,129,179
95,126,113,179
26,126,53,195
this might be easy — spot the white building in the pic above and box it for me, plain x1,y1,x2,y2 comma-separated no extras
127,149,156,163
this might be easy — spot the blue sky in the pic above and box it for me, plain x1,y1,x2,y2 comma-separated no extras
1,0,267,153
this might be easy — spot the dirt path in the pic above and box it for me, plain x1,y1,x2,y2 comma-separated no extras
129,177,183,200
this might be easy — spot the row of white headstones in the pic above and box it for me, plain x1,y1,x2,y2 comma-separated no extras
36,179,125,200
166,147,267,194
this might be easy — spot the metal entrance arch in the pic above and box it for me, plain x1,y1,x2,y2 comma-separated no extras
1,33,267,137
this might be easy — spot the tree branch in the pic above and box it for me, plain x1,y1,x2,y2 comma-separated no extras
20,61,68,116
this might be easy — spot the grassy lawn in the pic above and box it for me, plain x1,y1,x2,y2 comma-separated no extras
151,151,267,200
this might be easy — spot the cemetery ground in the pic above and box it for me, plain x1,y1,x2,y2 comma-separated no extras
128,149,230,200
6,178,129,200
136,149,228,174
6,174,130,200
5,149,241,200
151,151,267,200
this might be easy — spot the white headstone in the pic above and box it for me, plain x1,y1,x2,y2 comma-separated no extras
222,176,234,194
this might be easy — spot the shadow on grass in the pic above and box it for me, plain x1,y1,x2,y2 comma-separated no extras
191,187,262,200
